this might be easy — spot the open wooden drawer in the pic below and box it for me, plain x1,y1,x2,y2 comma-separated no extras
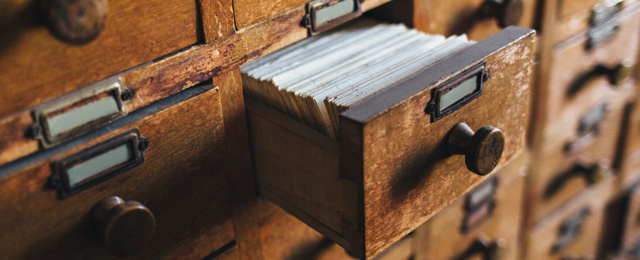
245,27,534,259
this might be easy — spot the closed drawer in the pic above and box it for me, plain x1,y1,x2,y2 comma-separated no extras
370,0,538,40
414,152,528,260
246,27,534,259
524,176,615,260
553,0,639,44
233,0,394,30
620,183,640,256
543,4,639,127
0,0,203,119
0,85,234,259
528,85,629,224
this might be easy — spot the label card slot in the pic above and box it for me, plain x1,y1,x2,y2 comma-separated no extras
32,79,130,148
303,0,361,35
426,62,488,122
49,129,146,198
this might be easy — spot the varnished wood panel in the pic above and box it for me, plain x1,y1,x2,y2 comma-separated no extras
619,102,640,187
414,152,529,260
247,27,534,259
200,0,236,42
524,174,616,260
0,85,234,259
542,6,640,126
233,0,308,29
527,83,632,225
0,0,199,119
369,0,538,40
554,0,640,44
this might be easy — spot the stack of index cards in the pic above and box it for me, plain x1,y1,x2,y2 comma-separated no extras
241,20,475,139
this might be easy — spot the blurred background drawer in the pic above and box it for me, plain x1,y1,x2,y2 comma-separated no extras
524,175,616,260
0,85,234,259
414,152,528,260
528,85,629,224
369,0,539,40
0,0,202,120
553,0,639,44
542,5,639,125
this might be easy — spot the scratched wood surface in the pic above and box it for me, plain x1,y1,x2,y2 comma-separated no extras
200,0,236,43
368,0,538,40
553,0,640,44
0,0,199,119
524,174,616,260
246,27,534,259
0,1,408,166
414,152,528,260
526,83,631,225
0,85,235,259
542,7,640,127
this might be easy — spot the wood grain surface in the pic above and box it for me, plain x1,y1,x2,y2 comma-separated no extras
0,85,235,259
0,0,199,119
368,0,538,40
524,174,617,260
200,0,236,42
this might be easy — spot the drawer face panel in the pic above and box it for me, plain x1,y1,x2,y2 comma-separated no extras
554,0,639,44
369,0,538,40
233,0,308,29
620,102,640,186
414,154,527,260
529,86,628,223
525,181,613,260
0,0,199,119
247,27,534,259
0,85,234,259
545,5,639,126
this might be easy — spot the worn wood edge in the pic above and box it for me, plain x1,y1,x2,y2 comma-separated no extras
0,84,215,178
341,26,536,124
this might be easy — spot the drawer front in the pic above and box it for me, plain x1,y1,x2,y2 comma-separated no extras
621,184,640,253
554,0,639,44
248,26,534,259
529,86,628,223
372,0,538,40
414,153,528,260
346,27,533,258
0,0,201,119
525,178,614,260
544,5,639,126
233,0,308,29
0,85,234,259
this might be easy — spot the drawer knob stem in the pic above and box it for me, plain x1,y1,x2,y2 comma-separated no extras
43,0,109,44
447,123,505,175
93,196,155,257
480,0,523,28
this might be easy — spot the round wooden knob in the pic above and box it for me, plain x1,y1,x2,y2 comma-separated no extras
480,0,524,28
447,123,505,175
93,196,155,257
43,0,109,44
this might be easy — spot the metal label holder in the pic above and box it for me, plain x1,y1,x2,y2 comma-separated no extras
49,129,147,198
426,62,488,123
462,176,498,233
31,79,131,149
302,0,362,35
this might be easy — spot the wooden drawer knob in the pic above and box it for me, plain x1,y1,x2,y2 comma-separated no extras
480,0,523,28
447,123,505,175
43,0,109,44
93,196,155,257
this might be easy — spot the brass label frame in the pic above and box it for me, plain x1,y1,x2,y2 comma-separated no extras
303,0,361,35
426,62,488,122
